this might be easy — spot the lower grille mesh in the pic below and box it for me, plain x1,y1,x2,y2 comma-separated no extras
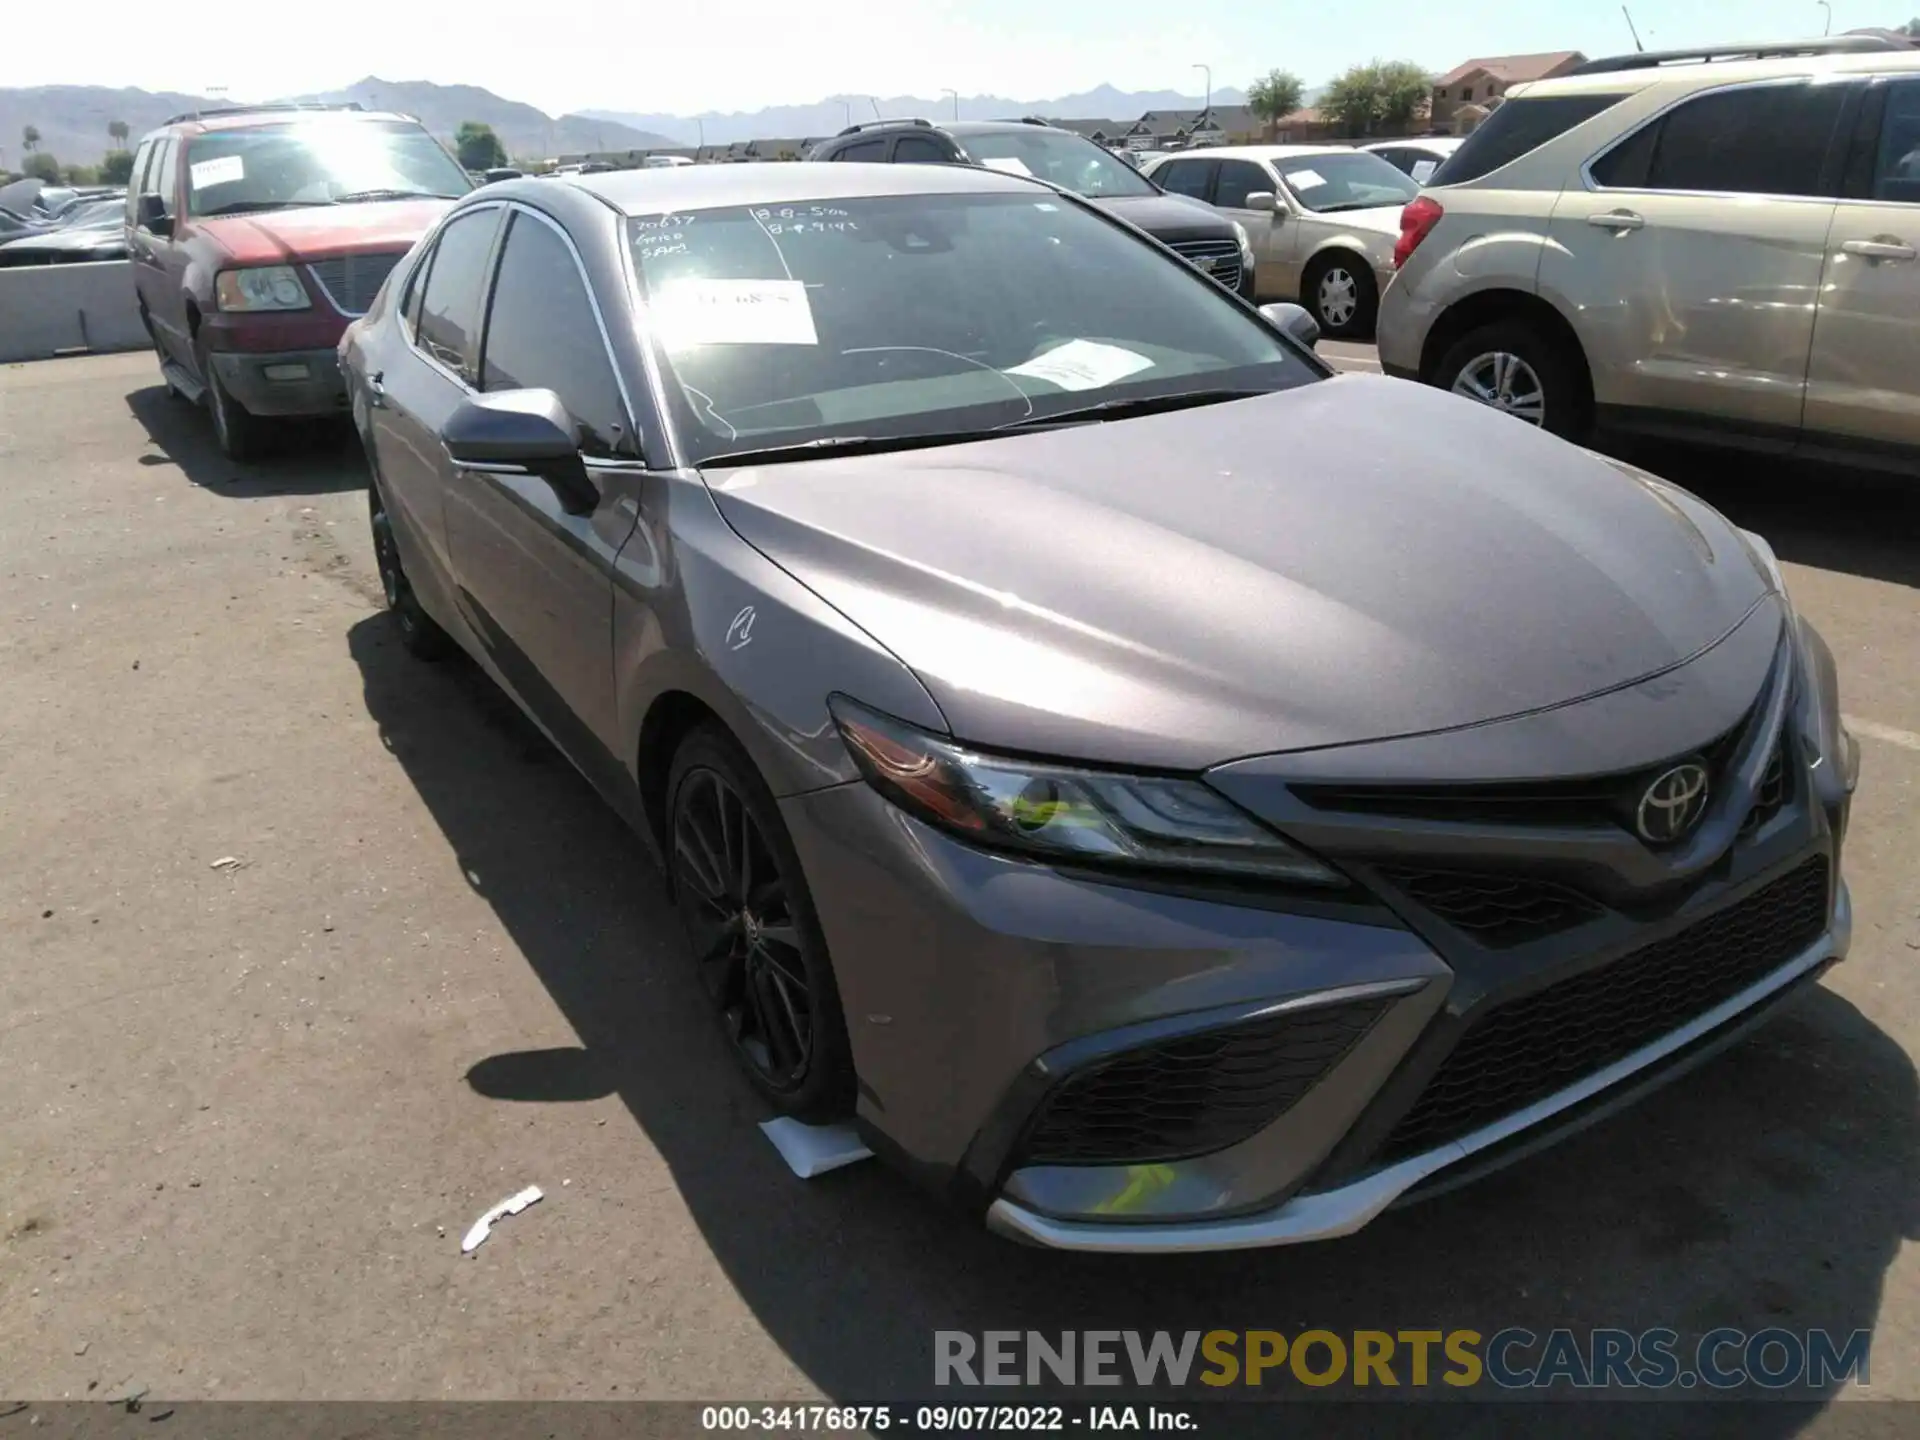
1379,855,1829,1161
1019,997,1391,1166
1376,867,1602,947
307,251,405,316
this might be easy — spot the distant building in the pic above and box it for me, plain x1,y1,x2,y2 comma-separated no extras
1122,104,1262,149
1430,51,1586,129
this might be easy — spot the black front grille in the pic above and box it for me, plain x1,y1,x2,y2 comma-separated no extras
307,252,406,316
1376,867,1603,948
1379,855,1829,1161
1167,237,1243,291
1019,998,1391,1166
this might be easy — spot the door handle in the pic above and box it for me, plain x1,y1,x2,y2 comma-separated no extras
1841,238,1916,262
1587,210,1645,231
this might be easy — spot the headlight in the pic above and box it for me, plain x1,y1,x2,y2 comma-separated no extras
829,696,1344,886
215,266,310,312
1231,220,1255,269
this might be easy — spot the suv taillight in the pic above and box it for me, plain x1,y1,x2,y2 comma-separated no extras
1394,197,1444,269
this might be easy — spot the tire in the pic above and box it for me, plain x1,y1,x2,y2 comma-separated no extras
1433,320,1592,442
196,332,272,461
667,723,857,1122
369,477,454,660
1302,251,1378,340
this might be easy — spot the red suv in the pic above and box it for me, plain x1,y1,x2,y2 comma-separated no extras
125,103,471,458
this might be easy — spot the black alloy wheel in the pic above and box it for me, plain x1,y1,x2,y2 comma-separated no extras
667,725,855,1119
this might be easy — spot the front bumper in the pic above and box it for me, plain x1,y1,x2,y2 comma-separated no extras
209,347,347,418
783,611,1856,1252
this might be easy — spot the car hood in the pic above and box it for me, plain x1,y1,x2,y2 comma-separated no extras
193,198,452,265
1086,191,1235,243
707,374,1776,772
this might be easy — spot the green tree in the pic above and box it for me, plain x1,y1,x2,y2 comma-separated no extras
108,118,129,149
22,124,41,153
1321,60,1432,137
24,151,61,182
1246,69,1306,134
454,121,508,170
101,150,136,184
64,163,99,184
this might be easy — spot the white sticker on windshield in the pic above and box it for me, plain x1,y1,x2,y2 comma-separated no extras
651,279,818,348
1411,159,1438,183
1004,339,1154,392
1287,168,1326,191
981,157,1033,176
189,155,245,190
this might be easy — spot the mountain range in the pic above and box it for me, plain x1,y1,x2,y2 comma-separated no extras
581,83,1251,147
0,77,1251,171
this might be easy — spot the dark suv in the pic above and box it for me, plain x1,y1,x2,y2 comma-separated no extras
125,103,471,458
806,118,1256,299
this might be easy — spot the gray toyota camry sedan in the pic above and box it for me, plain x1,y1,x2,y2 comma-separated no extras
340,162,1859,1253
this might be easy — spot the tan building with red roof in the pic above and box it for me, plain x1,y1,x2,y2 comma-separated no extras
1430,51,1587,129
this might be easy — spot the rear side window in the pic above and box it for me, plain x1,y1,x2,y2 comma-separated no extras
415,208,500,376
1591,82,1850,199
1867,78,1920,203
1430,93,1630,185
893,134,952,164
833,139,888,161
1156,158,1215,199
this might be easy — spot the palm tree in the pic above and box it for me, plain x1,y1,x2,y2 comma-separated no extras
22,124,40,154
108,118,129,149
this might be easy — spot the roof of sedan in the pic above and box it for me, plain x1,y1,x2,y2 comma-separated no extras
1171,144,1363,162
571,161,1047,214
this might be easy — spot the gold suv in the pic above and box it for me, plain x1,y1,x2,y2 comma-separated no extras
1376,35,1920,469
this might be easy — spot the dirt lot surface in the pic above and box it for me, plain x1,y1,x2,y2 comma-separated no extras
2,350,1918,1430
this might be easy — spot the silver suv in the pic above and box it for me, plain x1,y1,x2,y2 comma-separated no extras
1376,35,1920,468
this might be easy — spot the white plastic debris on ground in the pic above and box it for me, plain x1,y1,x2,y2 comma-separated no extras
461,1184,543,1254
759,1118,873,1178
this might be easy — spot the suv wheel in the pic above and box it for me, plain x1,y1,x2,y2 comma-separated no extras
1303,253,1377,339
196,333,272,461
369,478,454,660
1434,321,1591,442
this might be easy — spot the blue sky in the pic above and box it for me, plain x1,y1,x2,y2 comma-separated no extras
4,0,1904,115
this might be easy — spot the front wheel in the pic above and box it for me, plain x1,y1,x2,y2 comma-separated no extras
1433,321,1591,442
1303,253,1378,339
667,724,856,1121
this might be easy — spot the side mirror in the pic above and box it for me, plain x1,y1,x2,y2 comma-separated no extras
1260,302,1320,351
441,389,598,515
1244,191,1277,213
137,193,172,237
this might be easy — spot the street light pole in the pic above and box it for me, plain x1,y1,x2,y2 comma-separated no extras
695,117,705,157
869,96,883,119
841,99,853,128
941,88,959,120
1818,0,1832,34
1193,63,1211,120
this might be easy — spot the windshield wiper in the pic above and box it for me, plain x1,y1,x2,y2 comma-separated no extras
198,199,331,216
333,188,461,203
698,431,1003,467
1000,387,1270,429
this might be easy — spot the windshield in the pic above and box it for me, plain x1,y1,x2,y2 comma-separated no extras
958,129,1158,198
629,191,1313,466
1272,152,1419,212
184,120,473,217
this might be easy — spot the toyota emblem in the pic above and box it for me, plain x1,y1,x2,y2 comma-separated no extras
1636,762,1711,844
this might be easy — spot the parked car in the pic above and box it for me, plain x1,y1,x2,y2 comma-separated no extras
484,167,525,182
805,117,1257,299
1143,145,1419,336
340,161,1855,1253
1378,35,1920,465
124,102,471,458
0,198,129,266
1361,136,1463,183
641,155,695,169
